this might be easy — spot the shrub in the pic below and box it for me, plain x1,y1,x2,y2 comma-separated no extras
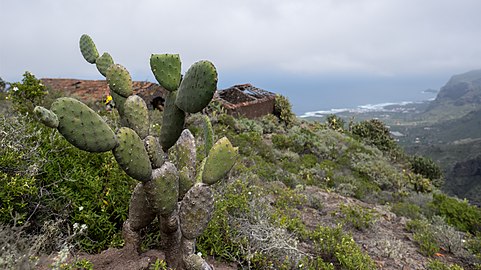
350,119,398,153
406,219,440,256
0,114,135,252
467,233,481,261
338,204,377,231
410,155,443,186
427,259,464,270
326,114,346,132
309,225,376,270
390,201,422,220
429,193,481,234
273,94,296,126
8,71,48,114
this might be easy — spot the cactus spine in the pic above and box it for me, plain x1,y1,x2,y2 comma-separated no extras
34,34,238,270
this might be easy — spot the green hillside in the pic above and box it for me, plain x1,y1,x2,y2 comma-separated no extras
1,75,480,269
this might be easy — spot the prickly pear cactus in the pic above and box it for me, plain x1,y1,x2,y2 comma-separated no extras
33,34,238,270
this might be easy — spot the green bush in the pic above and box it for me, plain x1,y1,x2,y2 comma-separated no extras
429,193,481,234
390,202,422,220
427,259,464,270
410,155,443,186
309,225,376,270
0,115,135,252
350,119,398,153
273,94,296,126
8,72,48,114
338,204,377,231
406,219,440,256
326,114,346,132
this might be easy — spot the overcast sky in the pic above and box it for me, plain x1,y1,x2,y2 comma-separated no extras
1,0,481,112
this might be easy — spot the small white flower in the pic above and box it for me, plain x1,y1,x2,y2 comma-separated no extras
248,192,252,195
13,87,18,91
73,223,79,230
80,224,88,231
197,252,202,258
78,206,84,211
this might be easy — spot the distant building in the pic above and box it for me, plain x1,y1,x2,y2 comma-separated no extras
41,79,276,118
41,78,168,110
216,84,276,119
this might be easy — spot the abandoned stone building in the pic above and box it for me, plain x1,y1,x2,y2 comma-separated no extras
41,79,276,118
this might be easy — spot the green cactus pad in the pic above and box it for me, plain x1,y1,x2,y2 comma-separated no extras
144,135,165,169
50,97,117,152
34,106,59,128
150,54,182,92
79,34,99,64
144,162,179,216
113,127,152,182
106,64,133,97
96,52,114,77
111,91,127,117
202,115,214,157
128,183,156,230
202,137,238,185
175,60,218,113
179,183,214,240
159,91,185,151
170,129,197,199
124,95,149,139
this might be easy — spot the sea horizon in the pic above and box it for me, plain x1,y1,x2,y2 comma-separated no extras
296,89,437,118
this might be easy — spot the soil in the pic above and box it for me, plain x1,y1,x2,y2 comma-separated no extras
36,245,237,270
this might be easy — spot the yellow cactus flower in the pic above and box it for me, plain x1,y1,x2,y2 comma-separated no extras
105,95,113,104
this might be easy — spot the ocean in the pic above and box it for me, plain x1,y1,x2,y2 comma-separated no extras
297,89,437,118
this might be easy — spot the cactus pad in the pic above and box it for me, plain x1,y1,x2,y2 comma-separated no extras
202,137,238,185
144,135,165,169
111,91,127,117
51,97,117,152
96,52,114,77
202,115,214,157
175,60,217,113
79,34,99,64
124,95,150,139
159,91,185,151
107,64,133,97
113,127,152,182
179,183,214,240
128,183,156,230
170,129,197,198
34,106,59,128
150,54,182,92
144,162,179,216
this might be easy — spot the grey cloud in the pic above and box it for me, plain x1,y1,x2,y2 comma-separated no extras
1,0,481,82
